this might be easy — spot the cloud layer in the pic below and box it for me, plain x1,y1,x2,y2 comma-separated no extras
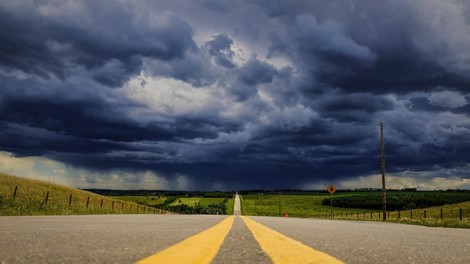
0,0,469,190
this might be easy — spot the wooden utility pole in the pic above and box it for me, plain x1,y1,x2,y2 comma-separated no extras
380,122,387,221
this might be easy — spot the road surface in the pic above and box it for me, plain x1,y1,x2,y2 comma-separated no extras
0,194,469,263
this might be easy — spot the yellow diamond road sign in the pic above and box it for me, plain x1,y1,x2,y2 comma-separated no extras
327,184,336,194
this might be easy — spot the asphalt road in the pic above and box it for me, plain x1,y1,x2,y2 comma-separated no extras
1,197,469,263
251,216,470,263
0,214,226,264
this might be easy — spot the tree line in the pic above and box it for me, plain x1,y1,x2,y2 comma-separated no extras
323,192,470,210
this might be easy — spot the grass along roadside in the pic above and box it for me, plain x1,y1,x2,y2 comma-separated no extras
385,201,470,228
240,194,470,228
0,173,159,216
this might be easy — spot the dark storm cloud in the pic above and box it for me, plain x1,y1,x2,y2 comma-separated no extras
0,8,65,79
315,93,395,122
260,0,470,94
92,58,143,88
0,89,230,145
238,58,277,85
225,57,279,101
292,13,377,67
200,0,231,13
0,122,120,156
0,1,195,87
205,34,236,68
0,0,469,190
144,51,216,87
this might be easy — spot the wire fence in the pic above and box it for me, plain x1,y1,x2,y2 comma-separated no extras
312,208,465,222
1,186,168,216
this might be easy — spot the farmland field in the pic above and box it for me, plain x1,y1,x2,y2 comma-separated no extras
240,193,371,217
115,195,235,215
240,191,470,228
170,197,226,207
117,195,166,206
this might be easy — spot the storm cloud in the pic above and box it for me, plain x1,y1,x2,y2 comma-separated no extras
0,0,469,190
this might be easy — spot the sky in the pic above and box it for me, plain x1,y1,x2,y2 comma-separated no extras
0,0,469,191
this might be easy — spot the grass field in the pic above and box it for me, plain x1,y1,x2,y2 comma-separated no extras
175,197,235,215
0,173,158,216
170,197,200,206
170,197,227,207
115,195,235,215
240,193,470,228
117,195,166,206
240,193,371,217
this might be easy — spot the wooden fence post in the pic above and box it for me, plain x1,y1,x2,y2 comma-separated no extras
112,201,114,212
13,186,18,199
440,209,443,220
69,194,73,207
86,196,90,209
45,191,49,205
460,208,462,222
38,191,49,211
424,210,426,219
410,210,413,219
100,199,104,209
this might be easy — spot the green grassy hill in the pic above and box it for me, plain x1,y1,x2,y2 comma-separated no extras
0,173,157,216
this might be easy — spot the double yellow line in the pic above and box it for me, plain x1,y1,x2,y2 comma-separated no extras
136,216,343,264
136,217,234,264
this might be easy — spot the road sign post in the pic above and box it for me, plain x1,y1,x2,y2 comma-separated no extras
327,184,336,219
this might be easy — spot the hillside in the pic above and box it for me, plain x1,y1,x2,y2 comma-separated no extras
0,173,157,216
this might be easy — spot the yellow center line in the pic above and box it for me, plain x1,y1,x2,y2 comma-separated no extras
241,216,344,264
135,216,234,264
